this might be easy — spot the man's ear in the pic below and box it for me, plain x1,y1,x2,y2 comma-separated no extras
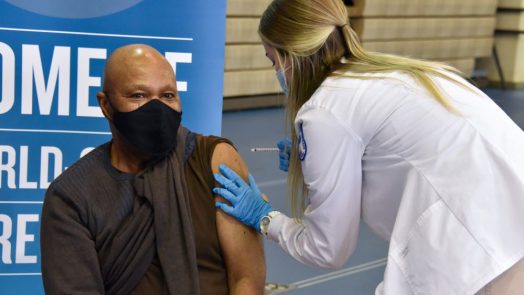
96,91,112,119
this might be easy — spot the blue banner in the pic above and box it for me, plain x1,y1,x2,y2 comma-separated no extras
0,0,227,293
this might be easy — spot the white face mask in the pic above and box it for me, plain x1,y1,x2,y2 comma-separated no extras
276,68,289,97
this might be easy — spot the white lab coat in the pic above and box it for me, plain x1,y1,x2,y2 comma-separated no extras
267,70,524,294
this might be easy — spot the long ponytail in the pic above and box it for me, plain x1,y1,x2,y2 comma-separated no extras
259,0,469,218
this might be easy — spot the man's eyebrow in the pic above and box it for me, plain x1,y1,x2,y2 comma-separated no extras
127,84,150,90
124,84,177,93
160,85,178,92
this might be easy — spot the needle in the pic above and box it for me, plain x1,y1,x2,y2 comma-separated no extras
250,147,279,152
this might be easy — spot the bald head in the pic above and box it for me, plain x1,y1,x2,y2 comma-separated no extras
97,44,181,120
103,44,176,93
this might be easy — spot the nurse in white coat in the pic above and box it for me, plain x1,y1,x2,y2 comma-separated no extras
213,0,524,294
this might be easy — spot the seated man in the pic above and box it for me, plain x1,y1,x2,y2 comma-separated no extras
40,44,265,295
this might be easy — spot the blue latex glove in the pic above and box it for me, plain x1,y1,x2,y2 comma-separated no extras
213,164,273,231
277,138,291,172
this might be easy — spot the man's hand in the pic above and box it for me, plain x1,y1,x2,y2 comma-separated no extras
214,164,273,231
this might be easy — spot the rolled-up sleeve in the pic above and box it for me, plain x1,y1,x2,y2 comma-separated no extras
268,107,363,269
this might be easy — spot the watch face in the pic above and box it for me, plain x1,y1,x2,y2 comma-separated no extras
261,216,270,226
260,216,271,233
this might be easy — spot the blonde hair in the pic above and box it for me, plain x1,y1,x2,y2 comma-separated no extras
259,0,468,218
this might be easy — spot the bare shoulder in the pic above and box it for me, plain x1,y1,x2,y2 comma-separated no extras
210,142,248,180
210,141,266,294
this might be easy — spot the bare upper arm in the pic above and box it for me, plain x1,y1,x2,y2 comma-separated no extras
211,142,266,294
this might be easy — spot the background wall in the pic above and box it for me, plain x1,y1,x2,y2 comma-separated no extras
223,0,499,110
484,0,524,87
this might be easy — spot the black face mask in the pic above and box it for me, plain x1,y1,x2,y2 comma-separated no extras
111,99,182,158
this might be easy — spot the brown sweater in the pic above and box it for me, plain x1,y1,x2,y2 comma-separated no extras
132,135,230,295
41,134,230,295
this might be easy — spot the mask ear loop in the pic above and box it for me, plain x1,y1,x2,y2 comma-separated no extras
275,50,289,72
275,51,292,87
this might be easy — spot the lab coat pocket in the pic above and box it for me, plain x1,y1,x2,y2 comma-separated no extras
389,200,497,295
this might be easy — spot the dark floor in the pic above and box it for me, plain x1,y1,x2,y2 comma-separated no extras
221,87,524,294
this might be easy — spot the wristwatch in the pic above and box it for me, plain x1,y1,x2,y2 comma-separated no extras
260,211,281,236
